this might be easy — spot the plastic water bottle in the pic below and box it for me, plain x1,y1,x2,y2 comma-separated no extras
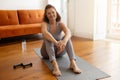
22,39,26,52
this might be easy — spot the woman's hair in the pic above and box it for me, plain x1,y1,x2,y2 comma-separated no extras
43,4,61,23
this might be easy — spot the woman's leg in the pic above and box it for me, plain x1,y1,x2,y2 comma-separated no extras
65,40,76,60
43,40,56,62
41,41,49,59
41,40,61,76
65,40,81,74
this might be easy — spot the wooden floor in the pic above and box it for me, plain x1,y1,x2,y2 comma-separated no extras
0,36,120,80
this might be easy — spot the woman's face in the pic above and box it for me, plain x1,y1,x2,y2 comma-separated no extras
46,8,57,21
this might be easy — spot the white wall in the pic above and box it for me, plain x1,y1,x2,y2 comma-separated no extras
75,0,94,39
94,0,107,40
0,0,47,10
61,0,68,27
68,0,107,40
68,0,95,39
67,0,76,34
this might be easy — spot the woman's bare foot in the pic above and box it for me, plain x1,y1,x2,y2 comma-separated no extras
52,60,62,76
70,59,82,74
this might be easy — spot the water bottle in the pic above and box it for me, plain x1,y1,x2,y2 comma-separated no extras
22,39,26,52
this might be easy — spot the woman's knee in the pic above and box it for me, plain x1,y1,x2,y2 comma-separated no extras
44,40,54,47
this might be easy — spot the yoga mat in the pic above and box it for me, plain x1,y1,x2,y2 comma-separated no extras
34,48,110,80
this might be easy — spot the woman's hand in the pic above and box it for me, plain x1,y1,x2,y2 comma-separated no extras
57,40,67,54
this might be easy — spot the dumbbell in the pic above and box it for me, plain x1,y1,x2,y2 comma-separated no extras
13,62,32,69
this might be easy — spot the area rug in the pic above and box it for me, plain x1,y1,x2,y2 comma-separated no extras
34,48,110,80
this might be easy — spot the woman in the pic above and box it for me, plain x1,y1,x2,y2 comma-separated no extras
41,4,81,76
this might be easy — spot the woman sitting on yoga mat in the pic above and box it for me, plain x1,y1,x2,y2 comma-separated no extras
41,4,81,76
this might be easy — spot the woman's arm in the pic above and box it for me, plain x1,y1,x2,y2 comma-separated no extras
59,22,71,43
41,22,58,45
57,22,72,54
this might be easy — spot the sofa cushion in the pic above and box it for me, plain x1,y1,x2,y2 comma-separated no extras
20,24,42,34
0,10,19,26
18,10,44,24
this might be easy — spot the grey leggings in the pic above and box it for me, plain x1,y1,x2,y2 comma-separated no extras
41,39,76,62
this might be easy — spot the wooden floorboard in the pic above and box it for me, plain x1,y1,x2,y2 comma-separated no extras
0,36,120,80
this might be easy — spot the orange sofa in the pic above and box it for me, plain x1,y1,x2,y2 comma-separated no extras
0,10,44,38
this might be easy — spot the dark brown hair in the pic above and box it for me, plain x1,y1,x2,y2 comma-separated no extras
43,4,61,23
